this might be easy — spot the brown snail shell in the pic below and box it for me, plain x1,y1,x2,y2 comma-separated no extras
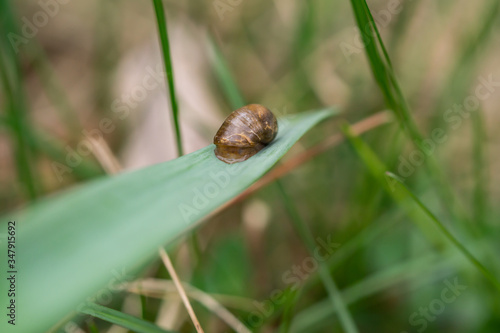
213,104,278,164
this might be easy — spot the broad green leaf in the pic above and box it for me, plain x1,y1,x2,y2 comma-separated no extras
0,108,336,333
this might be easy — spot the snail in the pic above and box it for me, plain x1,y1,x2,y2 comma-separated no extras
213,104,278,164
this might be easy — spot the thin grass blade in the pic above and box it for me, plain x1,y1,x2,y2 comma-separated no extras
151,0,183,156
385,172,500,292
276,181,359,333
80,303,177,333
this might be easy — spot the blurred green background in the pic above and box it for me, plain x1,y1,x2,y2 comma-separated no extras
1,0,500,332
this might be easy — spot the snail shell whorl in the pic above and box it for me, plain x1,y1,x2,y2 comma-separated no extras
213,104,278,164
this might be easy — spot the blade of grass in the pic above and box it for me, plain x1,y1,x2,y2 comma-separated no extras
0,63,38,200
288,0,322,108
305,209,404,292
276,181,359,333
278,288,300,333
0,0,102,187
385,172,500,292
152,0,183,156
346,125,402,227
349,0,418,138
152,0,204,264
88,321,100,333
471,110,487,225
340,122,444,246
387,0,420,53
26,41,82,132
291,1,315,63
430,0,500,130
1,109,334,333
93,0,120,112
292,221,500,331
349,1,397,119
21,42,108,181
349,0,473,235
140,293,148,321
80,303,177,333
342,122,500,292
207,34,246,109
0,0,40,200
290,249,463,332
29,130,104,181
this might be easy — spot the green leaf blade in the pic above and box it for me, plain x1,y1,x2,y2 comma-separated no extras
3,108,337,333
